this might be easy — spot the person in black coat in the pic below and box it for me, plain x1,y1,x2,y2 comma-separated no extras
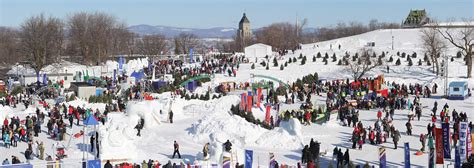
104,160,113,168
90,135,95,152
344,149,350,166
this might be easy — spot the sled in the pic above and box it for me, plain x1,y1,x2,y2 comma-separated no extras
73,131,84,138
415,151,424,156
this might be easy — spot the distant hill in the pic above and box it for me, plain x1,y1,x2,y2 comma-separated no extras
128,24,318,38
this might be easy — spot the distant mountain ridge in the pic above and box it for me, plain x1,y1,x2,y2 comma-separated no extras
128,24,318,38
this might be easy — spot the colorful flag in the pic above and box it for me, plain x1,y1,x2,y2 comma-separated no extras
455,146,461,168
247,95,253,113
467,127,472,158
459,122,468,161
223,154,231,168
257,88,262,107
435,128,444,164
442,123,451,159
245,150,253,168
269,152,275,168
429,148,434,168
379,147,386,168
404,143,410,168
265,104,271,124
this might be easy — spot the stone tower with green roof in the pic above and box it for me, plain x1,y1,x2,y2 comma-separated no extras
402,9,430,28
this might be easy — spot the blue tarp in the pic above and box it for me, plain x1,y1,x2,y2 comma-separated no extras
87,160,101,168
130,70,145,81
83,115,99,126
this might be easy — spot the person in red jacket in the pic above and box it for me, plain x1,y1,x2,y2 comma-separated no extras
431,115,437,123
377,110,382,120
307,160,315,168
305,111,311,125
3,118,8,126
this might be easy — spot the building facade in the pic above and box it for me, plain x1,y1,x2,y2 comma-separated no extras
402,9,430,28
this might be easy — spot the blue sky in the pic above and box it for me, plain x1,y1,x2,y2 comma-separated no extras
0,0,472,28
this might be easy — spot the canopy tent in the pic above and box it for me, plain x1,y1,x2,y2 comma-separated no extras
244,43,272,63
83,115,99,126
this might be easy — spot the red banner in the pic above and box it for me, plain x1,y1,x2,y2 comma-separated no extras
247,95,253,113
257,88,262,107
435,128,444,164
265,104,271,124
240,93,247,111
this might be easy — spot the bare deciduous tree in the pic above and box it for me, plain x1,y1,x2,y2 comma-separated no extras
68,12,131,65
420,26,447,76
346,48,381,81
20,14,64,75
436,19,474,78
136,34,168,56
0,27,21,64
173,33,199,54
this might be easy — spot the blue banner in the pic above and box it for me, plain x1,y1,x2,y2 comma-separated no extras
113,69,117,84
455,146,461,168
245,150,253,168
189,48,193,63
43,73,47,85
379,147,386,168
442,123,451,159
87,159,101,168
118,56,124,73
404,143,410,168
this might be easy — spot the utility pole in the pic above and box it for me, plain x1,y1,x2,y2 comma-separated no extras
444,55,449,97
391,29,394,50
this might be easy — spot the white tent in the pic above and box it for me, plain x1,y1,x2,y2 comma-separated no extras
244,43,272,63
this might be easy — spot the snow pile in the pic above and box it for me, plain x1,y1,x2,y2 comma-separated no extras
189,95,304,164
0,105,15,123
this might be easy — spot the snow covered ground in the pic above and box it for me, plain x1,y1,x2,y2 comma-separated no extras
2,27,474,167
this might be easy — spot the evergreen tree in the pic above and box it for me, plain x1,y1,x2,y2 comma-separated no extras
427,60,432,66
397,51,400,56
332,53,337,62
408,58,413,66
396,58,401,65
284,62,288,67
280,64,284,70
451,57,454,62
273,57,278,67
388,56,393,62
317,52,322,58
299,53,303,59
266,64,269,70
325,52,329,58
313,55,316,62
260,61,266,67
418,59,422,66
401,52,406,58
293,57,297,62
378,57,383,65
412,52,417,58
251,63,255,69
301,56,307,65
381,51,386,57
337,59,342,65
288,57,292,63
424,53,429,61
372,52,377,58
